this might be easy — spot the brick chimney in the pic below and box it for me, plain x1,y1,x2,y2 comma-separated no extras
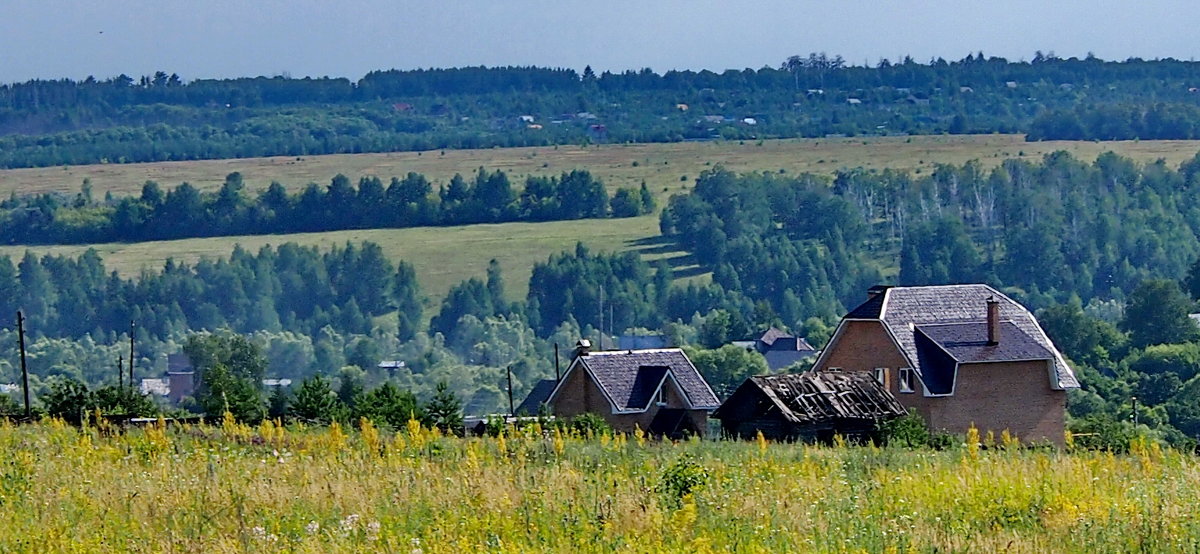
986,297,1000,345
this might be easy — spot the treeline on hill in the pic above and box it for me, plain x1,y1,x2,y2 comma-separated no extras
0,168,652,244
5,54,1200,167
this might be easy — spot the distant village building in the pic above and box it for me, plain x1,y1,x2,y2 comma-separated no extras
810,284,1078,444
141,378,170,397
732,328,817,371
167,352,195,403
518,341,720,437
713,371,905,442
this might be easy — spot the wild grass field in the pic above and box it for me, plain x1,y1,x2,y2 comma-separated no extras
2,419,1196,553
5,134,1200,201
0,216,685,307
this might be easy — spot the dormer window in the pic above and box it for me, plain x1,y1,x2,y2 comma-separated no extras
655,385,667,406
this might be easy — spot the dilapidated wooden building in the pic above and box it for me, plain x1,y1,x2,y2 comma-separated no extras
712,370,906,442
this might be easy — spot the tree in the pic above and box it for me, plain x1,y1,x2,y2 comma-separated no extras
1122,279,1200,349
424,381,462,435
184,333,268,422
290,374,344,424
196,363,265,422
353,382,423,429
41,377,92,424
688,344,770,397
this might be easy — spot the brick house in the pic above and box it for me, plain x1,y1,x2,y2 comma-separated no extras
810,284,1080,444
528,341,720,436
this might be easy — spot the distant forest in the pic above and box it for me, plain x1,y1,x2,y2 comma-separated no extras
0,168,652,244
5,54,1200,167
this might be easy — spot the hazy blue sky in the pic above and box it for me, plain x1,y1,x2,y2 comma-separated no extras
2,1,1196,82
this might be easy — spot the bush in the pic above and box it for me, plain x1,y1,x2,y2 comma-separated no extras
657,456,706,508
568,412,611,436
877,411,929,447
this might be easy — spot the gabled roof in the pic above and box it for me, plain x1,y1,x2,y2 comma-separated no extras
514,379,557,415
840,284,1078,390
758,327,792,347
550,348,720,412
714,371,905,425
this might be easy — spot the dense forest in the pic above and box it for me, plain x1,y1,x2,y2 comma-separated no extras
0,168,651,244
5,54,1200,167
5,150,1200,445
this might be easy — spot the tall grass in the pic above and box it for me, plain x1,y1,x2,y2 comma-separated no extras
0,419,1197,552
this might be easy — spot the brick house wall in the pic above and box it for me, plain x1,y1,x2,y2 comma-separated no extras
815,320,1066,445
931,360,1064,444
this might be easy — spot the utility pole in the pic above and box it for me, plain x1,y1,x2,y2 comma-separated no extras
599,285,605,350
117,355,123,389
128,320,135,392
17,312,29,419
506,365,515,416
554,343,560,381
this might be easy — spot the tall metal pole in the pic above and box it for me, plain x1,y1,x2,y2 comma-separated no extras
128,320,135,392
117,355,123,389
554,343,561,381
506,365,515,416
17,311,29,419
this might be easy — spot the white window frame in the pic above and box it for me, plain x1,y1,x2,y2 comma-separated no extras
898,367,914,393
655,385,667,406
873,367,887,386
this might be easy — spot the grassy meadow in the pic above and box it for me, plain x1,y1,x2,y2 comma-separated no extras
1,419,1196,553
0,216,687,308
6,134,1200,201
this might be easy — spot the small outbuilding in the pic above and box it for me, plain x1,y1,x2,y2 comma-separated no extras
713,370,906,442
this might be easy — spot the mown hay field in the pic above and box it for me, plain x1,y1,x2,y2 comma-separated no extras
0,216,685,308
1,420,1196,553
5,134,1200,201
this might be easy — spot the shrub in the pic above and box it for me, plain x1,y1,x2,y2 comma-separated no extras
568,412,611,437
657,455,707,508
877,410,929,447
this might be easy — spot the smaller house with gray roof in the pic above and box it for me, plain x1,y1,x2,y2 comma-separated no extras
811,284,1079,444
531,341,720,437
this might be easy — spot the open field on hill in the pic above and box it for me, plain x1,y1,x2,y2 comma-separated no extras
5,134,1200,201
1,421,1196,553
0,216,686,307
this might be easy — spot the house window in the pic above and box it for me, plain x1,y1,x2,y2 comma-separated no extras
655,386,667,406
898,368,914,393
873,367,887,386
827,366,843,372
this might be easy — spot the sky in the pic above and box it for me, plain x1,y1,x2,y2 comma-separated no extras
1,1,1197,83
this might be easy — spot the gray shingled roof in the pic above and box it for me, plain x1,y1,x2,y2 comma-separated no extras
574,349,721,411
917,322,1053,364
847,284,1078,389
